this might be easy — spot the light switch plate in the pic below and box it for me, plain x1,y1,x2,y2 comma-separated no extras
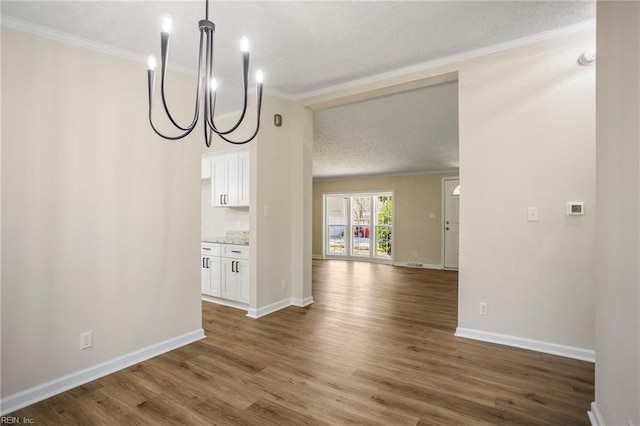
527,207,539,222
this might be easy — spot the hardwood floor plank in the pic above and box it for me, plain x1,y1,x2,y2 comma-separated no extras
9,260,594,425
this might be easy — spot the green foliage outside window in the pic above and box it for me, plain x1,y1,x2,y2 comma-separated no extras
377,196,392,256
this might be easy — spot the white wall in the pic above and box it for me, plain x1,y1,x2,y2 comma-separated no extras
594,2,640,424
1,27,203,403
457,26,596,352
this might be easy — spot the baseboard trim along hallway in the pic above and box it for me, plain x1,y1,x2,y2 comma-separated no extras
246,297,315,319
455,327,595,362
587,401,604,426
0,328,205,416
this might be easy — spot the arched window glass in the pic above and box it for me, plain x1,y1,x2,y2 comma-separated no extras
452,184,461,196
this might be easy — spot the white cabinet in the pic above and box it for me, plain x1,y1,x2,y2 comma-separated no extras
221,245,250,304
201,243,249,306
210,150,250,207
201,244,221,297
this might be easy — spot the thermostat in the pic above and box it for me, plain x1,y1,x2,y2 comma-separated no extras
567,202,585,216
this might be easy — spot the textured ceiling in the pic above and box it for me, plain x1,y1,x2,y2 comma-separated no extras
313,82,459,178
1,1,596,177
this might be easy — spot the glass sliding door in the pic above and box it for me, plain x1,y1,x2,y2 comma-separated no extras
325,196,348,255
324,192,393,261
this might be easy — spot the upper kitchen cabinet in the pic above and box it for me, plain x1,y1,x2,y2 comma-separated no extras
209,150,250,207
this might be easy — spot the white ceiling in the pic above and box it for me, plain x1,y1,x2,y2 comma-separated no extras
1,1,595,178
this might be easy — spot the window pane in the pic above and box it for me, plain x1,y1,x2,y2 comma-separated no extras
352,196,371,257
326,197,347,255
375,196,392,258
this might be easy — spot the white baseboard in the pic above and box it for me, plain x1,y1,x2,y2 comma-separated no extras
454,327,595,363
311,254,323,260
202,295,248,311
292,296,315,307
587,402,604,426
0,328,205,416
394,261,443,270
246,298,292,319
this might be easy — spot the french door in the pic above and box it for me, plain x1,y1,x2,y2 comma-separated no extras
324,192,393,261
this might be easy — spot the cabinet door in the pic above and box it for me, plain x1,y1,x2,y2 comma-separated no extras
201,256,221,297
208,256,221,297
201,255,211,294
225,154,240,206
212,155,229,206
221,257,237,300
237,151,250,207
236,259,250,304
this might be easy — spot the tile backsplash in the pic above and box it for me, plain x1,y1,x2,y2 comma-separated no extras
225,230,249,244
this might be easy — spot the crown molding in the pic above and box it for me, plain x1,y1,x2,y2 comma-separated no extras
2,14,595,106
1,15,197,76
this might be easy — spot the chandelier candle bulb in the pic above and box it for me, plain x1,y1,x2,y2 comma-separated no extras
147,55,157,71
161,15,172,33
256,70,264,84
240,36,249,53
209,78,218,92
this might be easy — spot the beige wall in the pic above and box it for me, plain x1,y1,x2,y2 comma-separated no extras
457,26,596,350
1,27,203,398
313,172,458,264
595,2,640,424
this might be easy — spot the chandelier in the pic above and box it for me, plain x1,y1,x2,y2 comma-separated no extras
146,0,263,147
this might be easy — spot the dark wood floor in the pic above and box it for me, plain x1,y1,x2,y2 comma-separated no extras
12,260,594,425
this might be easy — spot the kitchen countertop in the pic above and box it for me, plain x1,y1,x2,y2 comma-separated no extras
202,238,249,246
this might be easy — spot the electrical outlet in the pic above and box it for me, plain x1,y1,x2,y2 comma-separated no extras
80,331,93,350
281,279,287,290
479,302,488,315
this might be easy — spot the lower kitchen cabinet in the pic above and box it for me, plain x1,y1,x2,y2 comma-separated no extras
221,257,250,304
201,242,249,306
201,254,221,297
201,243,221,297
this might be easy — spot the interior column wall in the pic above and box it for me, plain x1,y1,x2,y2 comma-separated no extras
594,2,640,424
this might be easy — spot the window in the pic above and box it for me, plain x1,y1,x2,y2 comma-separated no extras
324,192,393,261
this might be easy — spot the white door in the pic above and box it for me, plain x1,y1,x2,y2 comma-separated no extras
444,179,460,269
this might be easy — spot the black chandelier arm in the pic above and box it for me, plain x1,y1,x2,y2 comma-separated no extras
203,124,212,148
157,29,205,132
148,70,198,140
206,35,251,136
205,85,263,145
148,108,197,140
